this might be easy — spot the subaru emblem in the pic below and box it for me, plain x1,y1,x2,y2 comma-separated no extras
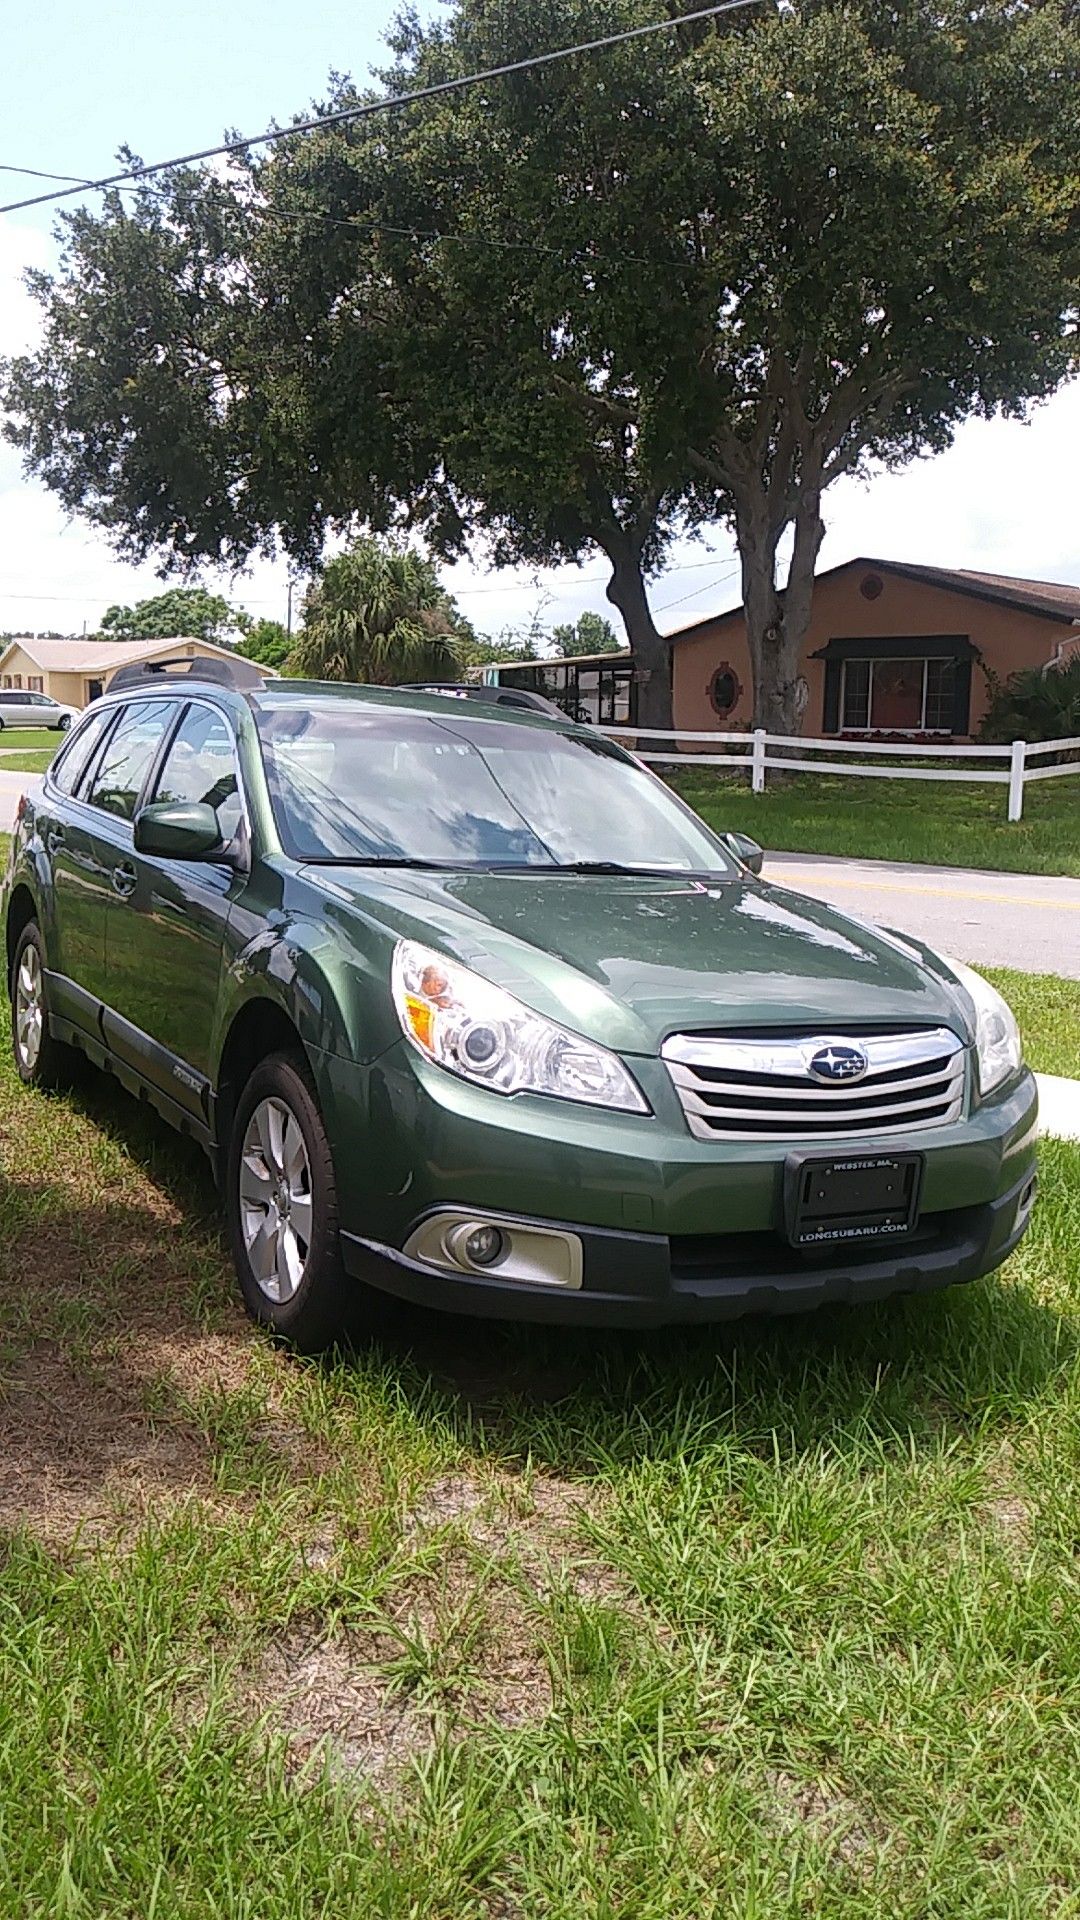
808,1043,869,1084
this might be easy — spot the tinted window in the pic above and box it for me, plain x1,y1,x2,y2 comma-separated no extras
3,692,28,706
51,708,117,797
256,702,736,875
85,700,176,821
152,703,243,845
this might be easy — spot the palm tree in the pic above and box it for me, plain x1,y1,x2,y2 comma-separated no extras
289,539,470,685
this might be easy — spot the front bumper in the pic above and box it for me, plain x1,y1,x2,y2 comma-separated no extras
330,1047,1039,1326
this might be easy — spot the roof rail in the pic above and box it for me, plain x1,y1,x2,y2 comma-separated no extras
107,654,266,694
401,681,568,720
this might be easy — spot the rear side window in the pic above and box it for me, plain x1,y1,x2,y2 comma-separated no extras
84,700,176,821
151,704,243,845
51,707,116,797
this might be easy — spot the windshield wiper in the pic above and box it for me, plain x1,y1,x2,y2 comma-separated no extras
304,855,461,870
546,860,696,877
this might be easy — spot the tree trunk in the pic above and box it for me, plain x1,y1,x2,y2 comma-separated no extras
604,543,673,733
737,484,826,737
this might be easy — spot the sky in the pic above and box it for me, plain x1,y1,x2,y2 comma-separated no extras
1,0,1077,648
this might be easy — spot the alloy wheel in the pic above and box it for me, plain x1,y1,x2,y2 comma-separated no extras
238,1096,314,1303
14,942,44,1074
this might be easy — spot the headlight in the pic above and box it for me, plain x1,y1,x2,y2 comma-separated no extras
391,940,649,1114
939,955,1023,1095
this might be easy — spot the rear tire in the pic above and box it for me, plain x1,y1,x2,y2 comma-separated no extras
225,1050,384,1353
9,922,78,1090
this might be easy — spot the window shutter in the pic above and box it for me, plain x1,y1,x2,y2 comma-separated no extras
822,660,842,733
951,657,973,736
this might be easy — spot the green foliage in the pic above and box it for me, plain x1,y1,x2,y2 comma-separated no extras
289,537,470,685
238,618,294,671
979,657,1080,744
101,587,248,645
550,612,622,658
3,2,1079,729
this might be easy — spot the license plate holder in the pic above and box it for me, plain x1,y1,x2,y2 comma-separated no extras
785,1151,924,1250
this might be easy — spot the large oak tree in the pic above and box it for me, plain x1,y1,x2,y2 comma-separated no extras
4,1,1078,729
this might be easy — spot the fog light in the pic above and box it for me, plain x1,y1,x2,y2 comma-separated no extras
463,1224,506,1267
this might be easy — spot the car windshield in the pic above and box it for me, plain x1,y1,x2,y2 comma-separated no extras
256,703,737,876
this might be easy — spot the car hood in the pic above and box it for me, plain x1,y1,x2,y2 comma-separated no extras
305,866,971,1056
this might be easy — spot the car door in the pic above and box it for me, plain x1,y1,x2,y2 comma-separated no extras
0,691,30,728
35,701,123,1027
67,697,179,1038
101,698,247,1121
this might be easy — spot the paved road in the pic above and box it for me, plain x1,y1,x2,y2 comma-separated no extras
1,773,1076,977
766,850,1080,979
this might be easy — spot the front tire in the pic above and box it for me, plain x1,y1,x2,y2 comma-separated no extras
10,922,77,1090
225,1051,376,1352
57,715,72,731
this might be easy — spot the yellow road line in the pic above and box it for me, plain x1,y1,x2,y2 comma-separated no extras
770,870,1080,913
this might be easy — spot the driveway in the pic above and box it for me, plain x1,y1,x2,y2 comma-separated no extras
766,851,1080,979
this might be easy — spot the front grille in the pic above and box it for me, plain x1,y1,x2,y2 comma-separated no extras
662,1027,967,1141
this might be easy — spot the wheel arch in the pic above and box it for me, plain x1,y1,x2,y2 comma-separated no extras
214,996,310,1160
5,883,39,987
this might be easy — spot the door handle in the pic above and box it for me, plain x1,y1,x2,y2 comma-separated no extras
112,860,137,899
46,825,65,854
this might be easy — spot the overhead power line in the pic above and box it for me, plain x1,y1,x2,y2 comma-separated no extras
0,0,760,217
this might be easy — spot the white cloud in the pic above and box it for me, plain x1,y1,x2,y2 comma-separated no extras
2,210,1077,642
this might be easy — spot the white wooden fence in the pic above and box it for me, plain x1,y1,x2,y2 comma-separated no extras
597,727,1080,823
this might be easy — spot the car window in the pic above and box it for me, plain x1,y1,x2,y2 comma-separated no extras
51,707,117,797
256,704,738,875
84,700,176,821
151,703,243,845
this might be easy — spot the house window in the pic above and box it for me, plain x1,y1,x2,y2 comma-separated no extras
840,656,956,733
28,676,43,693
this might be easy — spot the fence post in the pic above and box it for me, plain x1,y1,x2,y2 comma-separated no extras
752,728,767,795
1007,739,1026,823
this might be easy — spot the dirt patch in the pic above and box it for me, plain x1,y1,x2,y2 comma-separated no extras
401,1466,627,1608
245,1572,553,1790
0,1341,213,1546
250,1630,439,1788
763,1766,887,1867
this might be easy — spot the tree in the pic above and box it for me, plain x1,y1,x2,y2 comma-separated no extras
550,612,622,659
4,3,1078,730
100,587,249,645
289,537,469,684
239,618,294,671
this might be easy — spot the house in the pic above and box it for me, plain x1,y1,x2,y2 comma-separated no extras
0,634,253,709
667,558,1080,741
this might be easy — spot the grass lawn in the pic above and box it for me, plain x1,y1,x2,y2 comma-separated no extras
0,750,53,775
671,769,1080,878
1,967,1080,1910
0,728,68,752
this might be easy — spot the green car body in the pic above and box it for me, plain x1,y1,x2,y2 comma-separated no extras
3,670,1039,1343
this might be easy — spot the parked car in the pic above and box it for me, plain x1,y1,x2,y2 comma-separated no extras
0,689,77,731
3,658,1037,1351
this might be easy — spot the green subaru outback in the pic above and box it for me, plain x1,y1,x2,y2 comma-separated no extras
3,659,1038,1350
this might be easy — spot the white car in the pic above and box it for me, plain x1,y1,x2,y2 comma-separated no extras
0,690,77,732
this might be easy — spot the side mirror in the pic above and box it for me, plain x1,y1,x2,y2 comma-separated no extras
134,800,223,860
721,830,764,876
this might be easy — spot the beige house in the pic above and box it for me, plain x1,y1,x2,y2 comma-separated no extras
0,635,250,709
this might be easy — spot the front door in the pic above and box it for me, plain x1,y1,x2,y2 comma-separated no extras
101,700,246,1119
38,703,121,1024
